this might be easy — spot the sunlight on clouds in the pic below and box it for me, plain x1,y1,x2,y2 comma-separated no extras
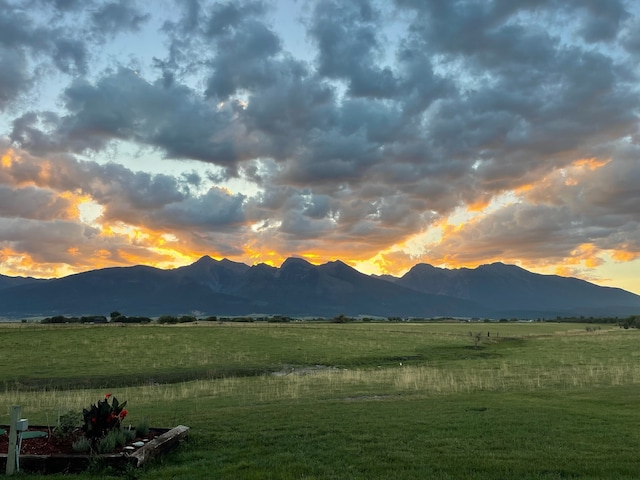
1,151,13,168
447,191,520,227
355,250,415,276
95,249,111,258
562,157,611,187
611,250,638,262
596,254,640,295
242,236,291,267
572,157,611,171
161,233,178,243
250,220,281,233
404,225,443,256
353,192,523,276
0,248,71,278
566,243,605,268
78,199,104,225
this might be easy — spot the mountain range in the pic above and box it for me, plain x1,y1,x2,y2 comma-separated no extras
1,256,639,320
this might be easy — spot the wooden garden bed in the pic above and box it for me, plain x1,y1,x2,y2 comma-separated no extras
0,425,189,474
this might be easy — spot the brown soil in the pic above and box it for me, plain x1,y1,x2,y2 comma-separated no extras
0,427,154,456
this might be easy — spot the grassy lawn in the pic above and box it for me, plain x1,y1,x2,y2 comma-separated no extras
1,321,638,479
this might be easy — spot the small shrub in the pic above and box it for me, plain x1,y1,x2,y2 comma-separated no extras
54,410,81,438
97,430,119,453
332,314,349,323
135,417,150,436
122,427,136,442
72,436,92,453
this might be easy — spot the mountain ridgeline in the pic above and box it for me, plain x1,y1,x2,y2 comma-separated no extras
1,256,639,319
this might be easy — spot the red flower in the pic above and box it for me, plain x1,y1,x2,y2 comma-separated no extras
105,393,112,398
91,417,97,424
119,409,128,418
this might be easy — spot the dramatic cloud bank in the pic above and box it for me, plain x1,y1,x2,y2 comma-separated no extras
1,0,639,293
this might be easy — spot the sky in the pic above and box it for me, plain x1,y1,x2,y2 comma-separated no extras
1,0,640,295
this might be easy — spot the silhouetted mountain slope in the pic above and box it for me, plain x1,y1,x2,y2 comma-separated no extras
393,262,640,317
0,264,247,318
0,274,47,290
224,258,484,317
0,258,638,319
0,257,488,318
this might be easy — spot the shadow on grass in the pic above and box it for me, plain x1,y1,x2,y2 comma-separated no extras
0,365,279,391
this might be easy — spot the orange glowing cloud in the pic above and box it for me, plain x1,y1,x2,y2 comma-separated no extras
571,157,611,171
1,150,13,169
371,250,418,276
514,183,534,194
466,197,492,212
611,250,638,262
565,243,604,268
0,248,70,278
58,191,92,220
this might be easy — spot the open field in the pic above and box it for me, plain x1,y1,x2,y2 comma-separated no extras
1,321,639,479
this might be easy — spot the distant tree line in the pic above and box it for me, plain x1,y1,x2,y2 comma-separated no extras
41,313,152,324
41,315,109,324
620,315,640,329
551,315,639,327
36,313,640,325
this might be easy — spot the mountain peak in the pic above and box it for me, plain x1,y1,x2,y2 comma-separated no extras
281,257,313,268
193,255,215,265
476,262,526,274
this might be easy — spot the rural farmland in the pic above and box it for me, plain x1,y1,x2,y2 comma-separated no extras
1,320,639,479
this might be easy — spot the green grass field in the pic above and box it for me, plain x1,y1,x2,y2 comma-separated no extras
1,321,639,479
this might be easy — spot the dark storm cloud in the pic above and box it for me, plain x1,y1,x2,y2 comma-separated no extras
0,185,72,220
12,69,249,166
51,37,88,75
202,1,287,100
0,0,155,110
0,1,88,74
155,187,245,229
309,0,397,98
91,1,150,36
205,18,282,99
0,47,33,110
49,0,92,11
571,0,629,43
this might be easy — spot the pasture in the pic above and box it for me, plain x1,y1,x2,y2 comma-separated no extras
1,321,639,479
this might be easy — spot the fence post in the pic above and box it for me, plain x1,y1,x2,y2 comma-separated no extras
5,405,21,475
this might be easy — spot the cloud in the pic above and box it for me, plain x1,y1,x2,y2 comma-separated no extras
309,0,397,98
418,149,640,271
0,47,33,111
151,186,246,230
91,1,150,37
0,1,89,75
11,69,254,167
1,0,639,289
0,184,73,220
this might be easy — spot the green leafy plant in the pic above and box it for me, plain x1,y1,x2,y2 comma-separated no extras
82,393,128,444
54,410,81,438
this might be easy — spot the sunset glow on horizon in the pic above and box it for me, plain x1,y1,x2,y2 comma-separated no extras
1,1,640,295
